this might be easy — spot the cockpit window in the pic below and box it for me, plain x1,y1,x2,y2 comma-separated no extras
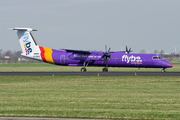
153,57,158,59
153,56,163,59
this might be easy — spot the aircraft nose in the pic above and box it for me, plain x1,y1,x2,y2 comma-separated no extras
161,60,173,68
168,63,173,67
163,62,173,68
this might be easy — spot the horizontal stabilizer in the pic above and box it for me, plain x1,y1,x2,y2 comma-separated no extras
10,27,37,32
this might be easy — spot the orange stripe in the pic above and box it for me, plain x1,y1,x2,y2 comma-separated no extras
43,47,55,64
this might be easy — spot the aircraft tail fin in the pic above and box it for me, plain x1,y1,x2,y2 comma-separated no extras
12,28,41,58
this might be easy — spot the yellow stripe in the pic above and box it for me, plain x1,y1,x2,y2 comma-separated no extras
43,47,55,64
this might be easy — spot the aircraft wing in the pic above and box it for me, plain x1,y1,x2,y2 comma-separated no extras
63,49,91,54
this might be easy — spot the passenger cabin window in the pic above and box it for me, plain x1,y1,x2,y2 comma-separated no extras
153,56,163,59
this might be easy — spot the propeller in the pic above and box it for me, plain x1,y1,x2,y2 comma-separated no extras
102,45,111,67
126,46,132,54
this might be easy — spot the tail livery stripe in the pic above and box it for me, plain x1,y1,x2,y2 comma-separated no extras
44,47,55,64
39,46,55,64
39,46,46,62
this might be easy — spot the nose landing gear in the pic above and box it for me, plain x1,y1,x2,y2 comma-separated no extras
161,68,166,72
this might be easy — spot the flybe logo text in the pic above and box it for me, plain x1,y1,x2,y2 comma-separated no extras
24,42,32,55
23,33,29,42
122,55,142,64
22,32,32,55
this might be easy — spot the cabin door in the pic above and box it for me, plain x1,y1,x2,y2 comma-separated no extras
60,55,65,64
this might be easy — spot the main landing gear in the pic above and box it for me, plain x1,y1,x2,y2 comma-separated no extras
161,68,166,72
102,67,108,72
81,68,87,72
80,62,89,72
80,62,109,72
81,67,109,72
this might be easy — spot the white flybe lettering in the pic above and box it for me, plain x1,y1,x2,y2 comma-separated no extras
23,33,29,42
122,55,142,64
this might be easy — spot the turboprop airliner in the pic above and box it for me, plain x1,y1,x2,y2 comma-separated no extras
11,27,173,72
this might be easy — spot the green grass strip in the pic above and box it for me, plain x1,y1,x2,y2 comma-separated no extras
1,76,180,119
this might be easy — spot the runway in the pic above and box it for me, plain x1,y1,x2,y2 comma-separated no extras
0,72,180,76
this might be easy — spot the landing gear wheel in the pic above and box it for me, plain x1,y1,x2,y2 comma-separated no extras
161,69,165,72
81,68,87,72
102,68,108,72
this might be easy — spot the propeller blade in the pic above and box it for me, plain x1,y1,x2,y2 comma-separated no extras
125,46,132,54
105,45,107,52
108,47,111,52
102,57,106,63
129,48,131,53
126,46,128,53
102,45,111,66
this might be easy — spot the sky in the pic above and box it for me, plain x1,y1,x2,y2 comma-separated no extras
0,0,180,53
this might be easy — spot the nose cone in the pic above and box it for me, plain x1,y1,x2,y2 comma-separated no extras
168,63,173,68
163,61,173,68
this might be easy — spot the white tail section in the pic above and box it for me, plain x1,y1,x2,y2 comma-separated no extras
13,28,41,60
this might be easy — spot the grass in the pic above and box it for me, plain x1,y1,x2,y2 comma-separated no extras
0,62,180,72
1,76,180,119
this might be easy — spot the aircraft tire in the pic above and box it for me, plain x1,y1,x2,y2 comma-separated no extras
161,69,165,72
81,68,87,72
102,68,108,72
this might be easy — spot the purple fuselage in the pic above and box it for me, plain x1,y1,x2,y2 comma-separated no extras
40,48,173,69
